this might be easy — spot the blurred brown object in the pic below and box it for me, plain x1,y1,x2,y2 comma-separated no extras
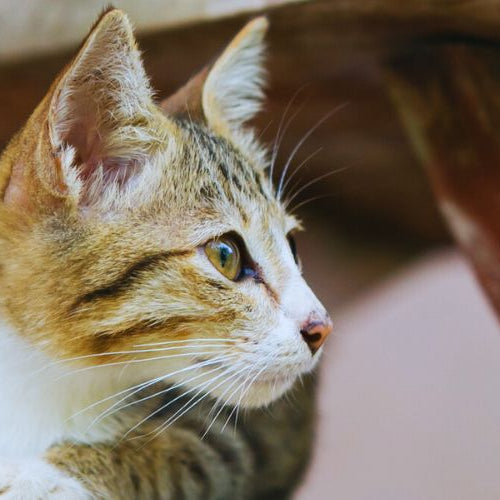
0,0,454,245
4,0,500,255
387,45,500,318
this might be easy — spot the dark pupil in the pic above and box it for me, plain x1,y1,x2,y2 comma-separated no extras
219,243,231,268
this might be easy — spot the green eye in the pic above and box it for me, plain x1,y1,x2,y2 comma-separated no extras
205,237,242,281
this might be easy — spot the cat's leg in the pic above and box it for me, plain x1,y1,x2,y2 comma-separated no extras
42,375,315,500
0,459,91,499
45,424,254,500
45,377,314,500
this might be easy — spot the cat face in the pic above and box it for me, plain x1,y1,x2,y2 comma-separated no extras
0,10,332,407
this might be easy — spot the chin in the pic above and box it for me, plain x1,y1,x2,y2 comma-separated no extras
228,373,298,409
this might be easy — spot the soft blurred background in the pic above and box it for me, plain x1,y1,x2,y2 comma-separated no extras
1,1,499,499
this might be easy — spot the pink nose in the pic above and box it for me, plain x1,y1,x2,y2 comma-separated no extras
300,317,333,355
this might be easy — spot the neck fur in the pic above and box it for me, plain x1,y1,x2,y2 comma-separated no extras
0,317,138,458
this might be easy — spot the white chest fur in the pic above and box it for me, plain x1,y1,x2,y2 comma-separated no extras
0,320,134,459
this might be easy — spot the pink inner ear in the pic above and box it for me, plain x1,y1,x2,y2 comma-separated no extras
64,108,140,191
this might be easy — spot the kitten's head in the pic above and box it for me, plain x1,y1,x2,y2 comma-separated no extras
0,10,332,407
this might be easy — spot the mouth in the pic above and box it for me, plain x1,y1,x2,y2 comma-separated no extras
192,351,320,408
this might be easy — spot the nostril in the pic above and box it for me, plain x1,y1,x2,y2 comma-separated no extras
301,329,322,355
300,318,333,355
300,330,322,345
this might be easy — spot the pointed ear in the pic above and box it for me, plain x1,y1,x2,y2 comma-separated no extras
3,9,157,212
161,17,268,134
48,8,156,204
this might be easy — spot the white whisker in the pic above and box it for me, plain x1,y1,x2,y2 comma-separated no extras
288,192,336,214
276,102,348,199
72,354,236,423
133,338,239,348
57,343,236,365
123,366,236,441
269,85,308,190
279,146,323,198
33,339,240,378
56,349,236,380
221,364,268,433
201,366,251,438
141,363,250,444
203,375,248,437
284,166,349,209
94,354,238,426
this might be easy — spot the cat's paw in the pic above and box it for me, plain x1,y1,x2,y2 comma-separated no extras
0,459,91,499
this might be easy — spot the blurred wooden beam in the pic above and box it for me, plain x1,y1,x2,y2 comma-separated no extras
268,0,500,50
386,45,500,318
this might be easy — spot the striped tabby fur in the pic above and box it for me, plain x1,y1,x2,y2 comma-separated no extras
0,8,331,499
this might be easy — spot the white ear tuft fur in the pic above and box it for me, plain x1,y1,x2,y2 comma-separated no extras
202,17,268,133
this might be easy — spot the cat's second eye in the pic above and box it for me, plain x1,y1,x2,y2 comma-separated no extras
288,234,299,264
205,236,242,281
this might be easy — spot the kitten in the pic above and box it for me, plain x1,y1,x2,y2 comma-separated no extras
0,8,332,499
